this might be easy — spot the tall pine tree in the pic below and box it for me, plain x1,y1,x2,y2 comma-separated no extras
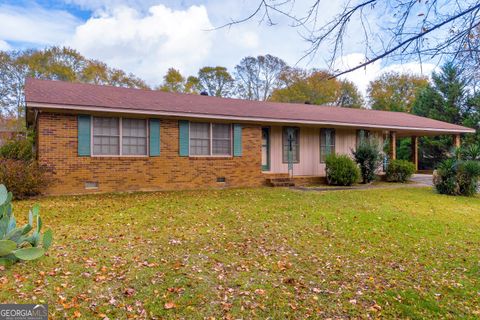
412,62,471,169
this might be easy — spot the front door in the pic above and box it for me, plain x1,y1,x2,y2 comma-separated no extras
261,127,270,171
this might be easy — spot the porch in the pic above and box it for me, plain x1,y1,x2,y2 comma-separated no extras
387,131,462,171
260,125,463,183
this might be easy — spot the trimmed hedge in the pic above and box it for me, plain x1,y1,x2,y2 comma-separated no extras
325,154,360,186
386,160,416,183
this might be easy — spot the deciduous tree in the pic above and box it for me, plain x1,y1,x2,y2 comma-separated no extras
270,69,363,107
337,80,364,108
158,68,186,93
367,72,428,112
0,46,148,118
234,54,287,101
195,66,234,97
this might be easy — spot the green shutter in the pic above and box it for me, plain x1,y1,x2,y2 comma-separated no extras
233,124,243,157
149,119,160,156
78,115,91,156
179,120,189,156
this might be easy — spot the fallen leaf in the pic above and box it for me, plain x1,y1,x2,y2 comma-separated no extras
124,288,135,297
254,289,265,295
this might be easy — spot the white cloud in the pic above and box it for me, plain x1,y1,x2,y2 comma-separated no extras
0,4,79,45
0,1,440,94
0,40,10,51
380,62,438,77
68,4,214,85
334,53,382,97
64,0,161,11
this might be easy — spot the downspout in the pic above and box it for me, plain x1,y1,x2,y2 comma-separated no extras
31,108,39,160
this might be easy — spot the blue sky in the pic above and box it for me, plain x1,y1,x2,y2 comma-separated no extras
0,0,437,95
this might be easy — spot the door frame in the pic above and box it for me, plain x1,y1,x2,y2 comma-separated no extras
261,127,270,171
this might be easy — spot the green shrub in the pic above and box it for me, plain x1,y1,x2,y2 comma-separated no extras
386,160,416,183
434,158,480,196
457,161,480,196
0,137,33,161
0,184,53,266
434,158,457,195
352,139,383,184
460,144,480,161
0,159,50,199
325,154,360,186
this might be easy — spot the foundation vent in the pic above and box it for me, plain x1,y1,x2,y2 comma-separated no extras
85,181,99,190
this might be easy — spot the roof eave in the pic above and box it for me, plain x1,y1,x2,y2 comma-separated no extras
26,102,476,134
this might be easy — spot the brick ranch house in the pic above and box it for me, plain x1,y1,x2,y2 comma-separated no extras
25,78,475,195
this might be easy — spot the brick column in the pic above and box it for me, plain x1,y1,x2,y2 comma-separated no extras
389,131,397,160
411,136,418,172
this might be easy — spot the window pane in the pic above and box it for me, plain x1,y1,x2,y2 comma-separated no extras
92,117,120,155
190,139,210,155
356,129,370,147
283,127,299,163
212,124,231,155
190,122,210,155
213,139,231,155
190,123,210,139
212,124,230,139
320,129,335,163
93,117,119,136
122,118,147,155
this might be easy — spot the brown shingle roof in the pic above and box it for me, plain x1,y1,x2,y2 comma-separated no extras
25,78,475,134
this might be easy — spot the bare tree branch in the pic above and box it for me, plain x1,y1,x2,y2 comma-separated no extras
218,0,480,78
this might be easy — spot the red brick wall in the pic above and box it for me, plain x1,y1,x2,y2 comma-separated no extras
37,112,264,195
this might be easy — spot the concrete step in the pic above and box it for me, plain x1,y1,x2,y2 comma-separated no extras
266,178,295,187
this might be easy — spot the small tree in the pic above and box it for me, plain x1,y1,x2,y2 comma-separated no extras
352,139,383,184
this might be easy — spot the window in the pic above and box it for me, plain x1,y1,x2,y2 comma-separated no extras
93,117,120,155
320,129,335,163
189,122,232,156
122,118,148,155
92,117,148,156
356,129,370,147
282,127,300,163
212,124,231,155
190,122,210,155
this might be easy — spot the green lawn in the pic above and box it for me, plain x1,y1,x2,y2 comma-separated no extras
1,187,479,319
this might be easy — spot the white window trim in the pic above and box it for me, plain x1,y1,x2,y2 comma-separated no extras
188,122,233,157
90,116,149,157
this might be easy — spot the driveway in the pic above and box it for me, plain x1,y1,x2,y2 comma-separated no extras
410,174,433,186
293,174,434,192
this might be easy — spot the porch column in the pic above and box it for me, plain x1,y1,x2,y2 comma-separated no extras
454,134,461,149
411,136,418,171
389,131,397,160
